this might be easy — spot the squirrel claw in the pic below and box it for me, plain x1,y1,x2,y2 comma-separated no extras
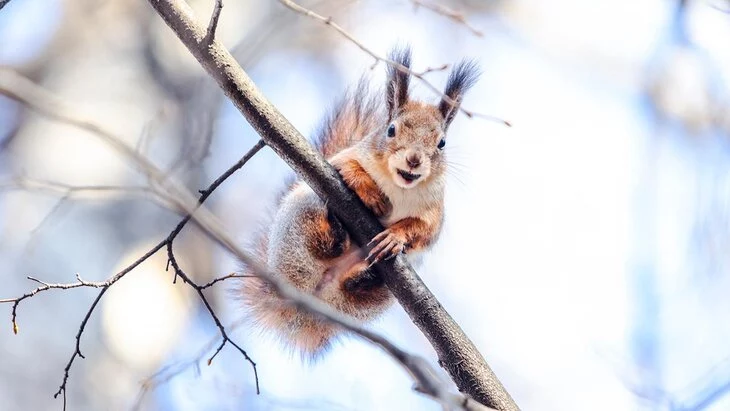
368,230,389,246
366,229,406,265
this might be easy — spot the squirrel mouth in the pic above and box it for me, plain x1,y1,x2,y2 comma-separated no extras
396,169,421,184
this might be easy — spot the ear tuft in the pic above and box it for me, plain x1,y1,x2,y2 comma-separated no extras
439,59,480,130
386,45,412,120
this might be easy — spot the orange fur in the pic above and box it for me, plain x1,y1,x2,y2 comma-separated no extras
331,157,392,217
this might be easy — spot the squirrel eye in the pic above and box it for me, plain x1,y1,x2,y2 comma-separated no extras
387,124,396,137
437,138,446,149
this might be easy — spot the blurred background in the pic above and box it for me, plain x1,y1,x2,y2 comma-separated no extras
2,0,730,410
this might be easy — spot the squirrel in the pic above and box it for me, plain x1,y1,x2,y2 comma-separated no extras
239,46,480,358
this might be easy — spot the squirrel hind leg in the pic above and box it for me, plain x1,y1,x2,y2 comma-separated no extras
304,206,350,260
335,259,394,320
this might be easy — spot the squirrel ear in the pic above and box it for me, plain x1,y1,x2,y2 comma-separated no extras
386,45,412,120
439,59,480,130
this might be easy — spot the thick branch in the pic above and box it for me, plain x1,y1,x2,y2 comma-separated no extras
145,0,517,409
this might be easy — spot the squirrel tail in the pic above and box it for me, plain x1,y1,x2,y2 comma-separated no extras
313,78,384,159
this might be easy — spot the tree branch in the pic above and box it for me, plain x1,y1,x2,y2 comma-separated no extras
145,0,518,409
205,0,223,43
415,63,450,76
0,177,179,237
165,242,258,381
409,0,484,37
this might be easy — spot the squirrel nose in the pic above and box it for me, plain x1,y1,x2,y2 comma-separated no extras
406,154,421,169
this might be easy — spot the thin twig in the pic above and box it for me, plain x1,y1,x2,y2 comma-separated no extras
415,64,450,76
205,0,223,42
0,177,180,257
0,274,105,334
165,243,259,392
54,285,110,402
0,177,170,211
277,0,510,127
409,0,484,37
200,273,254,289
0,178,153,197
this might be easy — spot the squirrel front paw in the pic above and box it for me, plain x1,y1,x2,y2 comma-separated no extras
366,229,406,265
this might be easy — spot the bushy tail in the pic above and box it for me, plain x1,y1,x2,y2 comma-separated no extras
235,184,343,358
313,79,384,159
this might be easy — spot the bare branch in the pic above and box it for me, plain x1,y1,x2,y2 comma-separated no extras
409,0,484,37
200,272,254,289
277,0,510,127
0,275,104,335
0,178,153,197
165,242,259,392
0,176,183,255
205,0,223,43
54,285,109,404
0,176,177,211
415,63,450,76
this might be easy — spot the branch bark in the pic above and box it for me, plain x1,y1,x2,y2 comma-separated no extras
146,1,518,409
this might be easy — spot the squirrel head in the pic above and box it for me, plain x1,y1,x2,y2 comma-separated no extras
371,46,480,189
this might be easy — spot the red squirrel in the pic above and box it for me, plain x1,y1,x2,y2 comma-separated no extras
240,46,479,358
